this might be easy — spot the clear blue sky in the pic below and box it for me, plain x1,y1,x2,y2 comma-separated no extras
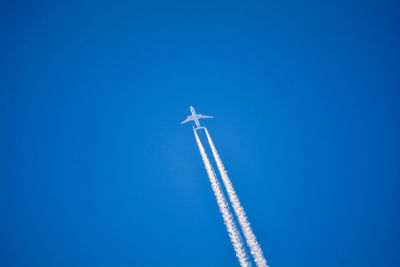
1,1,400,266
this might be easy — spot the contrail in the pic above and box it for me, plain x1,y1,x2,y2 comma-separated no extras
205,128,268,267
193,128,250,267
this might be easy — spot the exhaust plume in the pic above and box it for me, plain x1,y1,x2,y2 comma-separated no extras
193,128,250,267
205,128,268,267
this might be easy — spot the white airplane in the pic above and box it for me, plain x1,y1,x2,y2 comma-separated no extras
181,106,213,130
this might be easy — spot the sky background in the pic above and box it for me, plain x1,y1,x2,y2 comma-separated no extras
1,1,400,267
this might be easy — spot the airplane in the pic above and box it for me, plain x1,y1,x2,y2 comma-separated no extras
181,106,213,130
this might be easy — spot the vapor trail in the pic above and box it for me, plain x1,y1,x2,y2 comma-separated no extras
193,128,249,267
205,128,268,267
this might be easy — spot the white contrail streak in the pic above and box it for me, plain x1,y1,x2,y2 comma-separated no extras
205,128,268,267
193,128,249,267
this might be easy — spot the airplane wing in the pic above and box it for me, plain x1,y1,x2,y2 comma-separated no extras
197,114,213,119
181,115,194,124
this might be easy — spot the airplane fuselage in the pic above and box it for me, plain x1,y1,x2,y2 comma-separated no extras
190,106,201,128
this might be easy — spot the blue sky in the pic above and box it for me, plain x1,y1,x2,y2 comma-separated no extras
1,1,400,266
